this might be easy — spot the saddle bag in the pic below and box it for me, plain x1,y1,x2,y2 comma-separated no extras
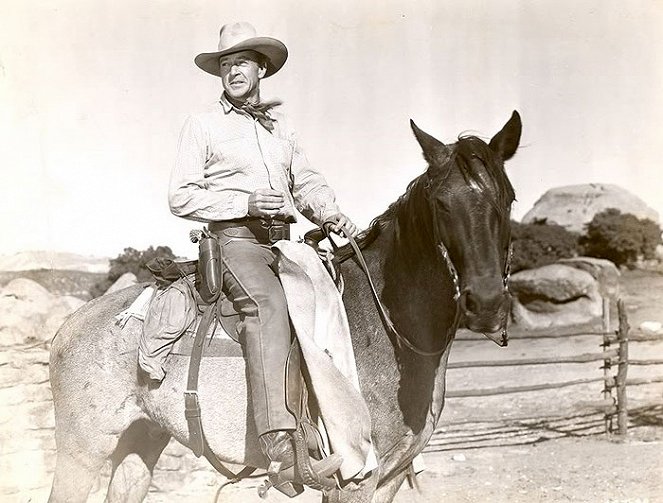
195,233,223,304
145,257,197,287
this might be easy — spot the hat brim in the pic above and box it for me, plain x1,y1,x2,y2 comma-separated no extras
194,37,288,78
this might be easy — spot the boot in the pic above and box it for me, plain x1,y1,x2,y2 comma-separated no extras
259,430,296,472
259,430,302,498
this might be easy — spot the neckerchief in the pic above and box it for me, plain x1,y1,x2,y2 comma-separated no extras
224,94,282,132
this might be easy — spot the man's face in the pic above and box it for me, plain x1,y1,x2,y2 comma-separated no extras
219,51,266,102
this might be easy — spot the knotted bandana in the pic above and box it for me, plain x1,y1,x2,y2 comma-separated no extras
225,94,282,132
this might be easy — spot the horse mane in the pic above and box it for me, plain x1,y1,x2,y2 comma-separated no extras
335,136,515,262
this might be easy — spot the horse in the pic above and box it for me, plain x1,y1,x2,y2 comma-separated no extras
48,111,522,503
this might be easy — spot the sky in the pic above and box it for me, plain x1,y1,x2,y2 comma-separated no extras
1,0,662,259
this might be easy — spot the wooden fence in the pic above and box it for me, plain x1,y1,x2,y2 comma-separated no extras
444,298,663,436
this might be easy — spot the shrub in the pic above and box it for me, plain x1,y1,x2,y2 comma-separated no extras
510,219,580,272
91,245,175,297
581,208,662,268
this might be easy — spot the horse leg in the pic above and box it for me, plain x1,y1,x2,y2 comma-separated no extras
321,471,406,503
104,419,171,503
372,471,408,503
48,419,122,503
321,472,379,503
48,449,107,503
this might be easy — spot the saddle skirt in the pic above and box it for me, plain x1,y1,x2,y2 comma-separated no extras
118,242,377,481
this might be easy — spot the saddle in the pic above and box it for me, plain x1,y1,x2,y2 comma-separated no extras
146,227,344,497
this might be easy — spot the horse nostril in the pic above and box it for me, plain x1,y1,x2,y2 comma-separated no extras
464,294,478,313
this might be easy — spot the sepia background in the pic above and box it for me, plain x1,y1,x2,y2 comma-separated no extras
1,1,662,502
1,0,662,258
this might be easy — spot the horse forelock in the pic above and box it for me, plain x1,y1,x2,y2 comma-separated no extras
445,136,515,218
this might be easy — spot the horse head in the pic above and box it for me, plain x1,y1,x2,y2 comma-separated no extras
410,111,521,342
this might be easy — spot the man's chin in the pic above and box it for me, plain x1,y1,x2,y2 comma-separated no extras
225,87,250,101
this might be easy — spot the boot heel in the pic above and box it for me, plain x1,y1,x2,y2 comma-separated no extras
272,479,304,498
258,475,304,499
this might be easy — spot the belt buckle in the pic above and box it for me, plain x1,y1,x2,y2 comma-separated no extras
268,225,285,243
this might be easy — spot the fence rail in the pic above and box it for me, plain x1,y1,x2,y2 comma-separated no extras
445,297,663,436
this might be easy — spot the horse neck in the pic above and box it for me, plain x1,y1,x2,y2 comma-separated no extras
379,217,458,355
344,219,459,460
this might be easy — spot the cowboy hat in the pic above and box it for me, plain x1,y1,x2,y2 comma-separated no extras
194,22,288,78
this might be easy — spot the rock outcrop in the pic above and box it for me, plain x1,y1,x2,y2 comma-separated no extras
0,278,85,346
557,257,620,298
0,278,85,500
510,264,603,329
522,184,659,233
0,251,110,273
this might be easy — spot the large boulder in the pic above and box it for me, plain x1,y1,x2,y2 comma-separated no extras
0,278,86,346
557,257,620,298
510,264,603,329
522,184,659,233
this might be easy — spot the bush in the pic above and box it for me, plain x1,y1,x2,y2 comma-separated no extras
91,246,175,297
581,208,662,268
510,219,580,272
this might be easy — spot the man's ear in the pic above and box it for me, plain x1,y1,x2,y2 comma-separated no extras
258,65,267,79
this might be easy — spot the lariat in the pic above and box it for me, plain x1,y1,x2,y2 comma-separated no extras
224,94,282,132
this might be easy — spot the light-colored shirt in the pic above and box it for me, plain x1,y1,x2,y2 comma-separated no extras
169,94,340,225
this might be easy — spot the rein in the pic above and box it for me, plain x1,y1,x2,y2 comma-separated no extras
320,195,512,355
343,232,449,357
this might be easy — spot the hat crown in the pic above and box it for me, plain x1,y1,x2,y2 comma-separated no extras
218,22,258,52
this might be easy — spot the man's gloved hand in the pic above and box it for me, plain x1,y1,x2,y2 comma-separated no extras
326,212,359,237
248,188,285,218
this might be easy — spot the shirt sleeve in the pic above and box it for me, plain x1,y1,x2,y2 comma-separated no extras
287,127,341,225
168,115,251,222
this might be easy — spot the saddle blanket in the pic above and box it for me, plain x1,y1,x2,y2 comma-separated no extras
117,241,378,480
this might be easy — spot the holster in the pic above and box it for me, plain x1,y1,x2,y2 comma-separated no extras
196,235,223,304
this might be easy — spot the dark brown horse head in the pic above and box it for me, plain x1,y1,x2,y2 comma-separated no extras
410,111,521,340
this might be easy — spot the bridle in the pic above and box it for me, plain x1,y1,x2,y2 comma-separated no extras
326,175,513,357
435,238,512,349
428,186,512,350
331,212,512,358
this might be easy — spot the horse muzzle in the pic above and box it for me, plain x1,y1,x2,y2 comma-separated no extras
458,289,510,347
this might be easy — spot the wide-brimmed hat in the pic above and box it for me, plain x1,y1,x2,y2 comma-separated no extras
194,22,288,78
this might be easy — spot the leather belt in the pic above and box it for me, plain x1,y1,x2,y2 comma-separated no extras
209,218,290,244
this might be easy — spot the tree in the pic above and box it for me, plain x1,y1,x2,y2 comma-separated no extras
91,245,176,297
510,219,580,272
581,208,662,268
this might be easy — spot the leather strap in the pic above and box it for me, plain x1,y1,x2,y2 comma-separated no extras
185,303,216,457
209,218,290,244
313,221,448,357
184,302,257,481
343,231,449,357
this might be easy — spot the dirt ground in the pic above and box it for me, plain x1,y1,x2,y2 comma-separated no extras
142,269,663,503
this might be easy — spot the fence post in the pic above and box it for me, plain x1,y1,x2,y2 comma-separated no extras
616,299,629,436
601,297,613,434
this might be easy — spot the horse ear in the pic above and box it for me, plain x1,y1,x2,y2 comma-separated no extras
410,120,450,164
489,111,522,161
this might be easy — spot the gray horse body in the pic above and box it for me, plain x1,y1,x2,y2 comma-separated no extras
48,234,452,503
49,113,521,502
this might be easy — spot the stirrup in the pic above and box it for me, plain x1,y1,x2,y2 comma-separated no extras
292,428,342,491
258,454,342,499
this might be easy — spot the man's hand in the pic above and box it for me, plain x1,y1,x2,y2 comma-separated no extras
248,189,285,218
326,212,359,237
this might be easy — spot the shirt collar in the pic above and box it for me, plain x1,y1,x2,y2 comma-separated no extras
219,93,234,114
